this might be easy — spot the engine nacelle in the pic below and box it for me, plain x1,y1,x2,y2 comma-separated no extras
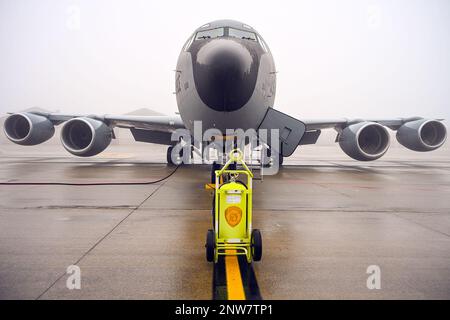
3,112,55,146
339,122,390,161
396,119,447,152
61,117,112,157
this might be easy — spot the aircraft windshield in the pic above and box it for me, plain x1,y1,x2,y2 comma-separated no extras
195,28,225,40
228,28,257,41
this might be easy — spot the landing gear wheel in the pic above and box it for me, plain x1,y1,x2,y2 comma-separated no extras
262,146,283,168
278,154,284,167
167,146,174,166
251,229,262,262
278,144,284,167
206,229,215,262
167,146,184,166
262,148,271,168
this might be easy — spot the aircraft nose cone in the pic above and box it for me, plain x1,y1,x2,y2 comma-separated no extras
192,38,259,112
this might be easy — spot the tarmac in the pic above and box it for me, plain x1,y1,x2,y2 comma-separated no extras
0,143,449,299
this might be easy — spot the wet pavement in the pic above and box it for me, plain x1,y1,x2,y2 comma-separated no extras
0,144,449,299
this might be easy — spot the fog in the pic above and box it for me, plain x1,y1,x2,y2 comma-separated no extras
1,0,449,122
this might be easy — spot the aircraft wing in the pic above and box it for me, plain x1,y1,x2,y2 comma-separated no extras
258,108,447,161
303,117,432,131
3,109,446,161
4,111,186,148
28,111,186,132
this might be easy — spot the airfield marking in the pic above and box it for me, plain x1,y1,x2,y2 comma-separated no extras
225,250,246,300
213,251,262,300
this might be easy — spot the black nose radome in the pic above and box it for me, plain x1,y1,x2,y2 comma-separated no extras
192,38,259,112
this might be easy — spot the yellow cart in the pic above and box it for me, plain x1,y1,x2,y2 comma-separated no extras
205,149,262,263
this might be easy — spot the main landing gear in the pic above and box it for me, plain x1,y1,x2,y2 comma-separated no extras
167,145,191,166
262,147,283,167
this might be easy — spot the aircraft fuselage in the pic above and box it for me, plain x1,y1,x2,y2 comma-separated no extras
175,20,276,133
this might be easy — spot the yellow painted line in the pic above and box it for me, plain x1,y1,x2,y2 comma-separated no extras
225,250,246,300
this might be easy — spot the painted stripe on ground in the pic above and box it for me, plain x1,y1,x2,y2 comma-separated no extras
212,254,262,300
225,250,246,300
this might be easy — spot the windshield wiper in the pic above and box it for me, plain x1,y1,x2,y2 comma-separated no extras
197,36,211,40
241,36,256,41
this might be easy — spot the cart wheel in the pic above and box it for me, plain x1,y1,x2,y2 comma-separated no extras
251,229,262,261
206,229,215,262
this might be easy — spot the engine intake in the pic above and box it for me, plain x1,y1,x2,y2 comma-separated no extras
396,119,447,152
3,113,55,145
61,117,112,157
339,122,390,161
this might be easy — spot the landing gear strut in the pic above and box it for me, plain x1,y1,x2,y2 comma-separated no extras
210,161,221,183
278,153,284,166
262,147,283,167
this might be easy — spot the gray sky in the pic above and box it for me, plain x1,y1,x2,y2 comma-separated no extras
1,0,449,121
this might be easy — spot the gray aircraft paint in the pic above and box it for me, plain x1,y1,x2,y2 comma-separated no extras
176,20,276,133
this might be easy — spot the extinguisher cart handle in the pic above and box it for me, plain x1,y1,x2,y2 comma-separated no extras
215,149,253,191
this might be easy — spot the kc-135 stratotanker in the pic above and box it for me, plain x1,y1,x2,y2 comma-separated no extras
3,20,447,165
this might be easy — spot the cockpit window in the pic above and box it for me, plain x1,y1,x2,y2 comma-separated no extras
228,28,257,41
257,35,268,52
183,34,195,51
195,28,225,40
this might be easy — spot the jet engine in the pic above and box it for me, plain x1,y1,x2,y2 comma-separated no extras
339,122,390,161
396,119,447,152
3,112,55,145
60,117,112,157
